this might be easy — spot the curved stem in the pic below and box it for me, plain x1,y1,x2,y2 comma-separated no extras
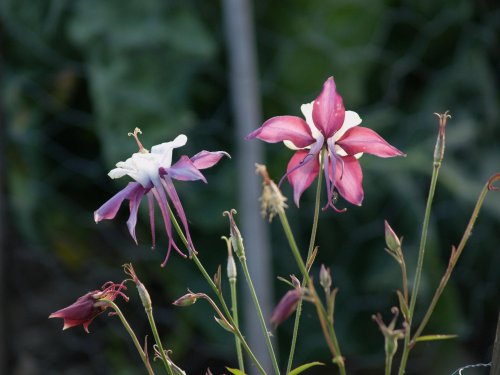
287,167,323,374
102,299,155,375
239,258,281,375
167,207,266,374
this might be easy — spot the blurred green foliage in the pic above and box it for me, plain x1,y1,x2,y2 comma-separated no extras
2,0,499,374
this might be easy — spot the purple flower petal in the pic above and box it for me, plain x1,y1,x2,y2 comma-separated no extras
94,182,144,223
161,177,196,254
168,156,207,182
312,77,345,138
127,187,146,244
147,192,156,249
246,116,316,148
286,150,320,207
336,126,405,158
191,150,230,169
334,155,364,206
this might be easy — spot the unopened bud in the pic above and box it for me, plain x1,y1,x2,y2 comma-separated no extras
227,252,237,281
384,221,401,253
270,289,302,327
123,263,151,311
224,210,245,259
290,275,301,289
173,293,198,307
319,264,332,290
372,307,405,359
433,111,450,165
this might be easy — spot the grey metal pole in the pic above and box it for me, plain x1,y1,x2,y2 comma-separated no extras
221,0,274,373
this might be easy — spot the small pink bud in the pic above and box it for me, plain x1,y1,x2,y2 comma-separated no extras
270,289,302,327
173,293,198,307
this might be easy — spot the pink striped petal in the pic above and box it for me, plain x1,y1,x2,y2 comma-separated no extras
287,150,320,207
94,182,145,223
334,156,364,206
167,156,207,182
246,116,315,148
312,77,345,138
147,192,156,249
191,150,230,169
336,126,405,158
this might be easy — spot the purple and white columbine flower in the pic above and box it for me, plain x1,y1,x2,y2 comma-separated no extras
94,128,229,266
246,77,405,210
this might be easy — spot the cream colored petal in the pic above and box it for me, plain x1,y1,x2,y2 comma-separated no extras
333,111,362,141
301,101,322,140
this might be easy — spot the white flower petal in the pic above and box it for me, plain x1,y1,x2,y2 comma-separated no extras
108,168,129,179
284,140,301,150
333,110,362,141
301,101,322,140
151,134,188,167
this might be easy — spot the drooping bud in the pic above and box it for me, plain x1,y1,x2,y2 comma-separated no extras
319,264,332,291
270,289,302,327
255,163,288,222
172,292,198,307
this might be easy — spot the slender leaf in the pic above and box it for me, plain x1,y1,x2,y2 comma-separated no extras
415,334,458,342
289,361,325,375
225,367,247,375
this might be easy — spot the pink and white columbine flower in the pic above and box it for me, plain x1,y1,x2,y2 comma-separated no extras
246,77,404,210
94,129,229,266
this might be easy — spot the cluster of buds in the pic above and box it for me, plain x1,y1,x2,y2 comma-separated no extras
49,281,129,333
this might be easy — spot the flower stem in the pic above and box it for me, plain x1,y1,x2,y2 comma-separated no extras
145,305,175,375
277,209,346,375
102,299,155,375
398,118,445,375
167,207,266,374
239,257,281,375
230,278,245,371
286,167,323,374
411,175,498,344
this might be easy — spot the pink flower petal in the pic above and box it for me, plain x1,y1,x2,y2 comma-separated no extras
94,182,145,223
191,150,230,169
246,116,316,148
287,150,320,207
312,77,345,138
336,126,405,158
168,155,207,182
333,156,364,206
147,192,156,249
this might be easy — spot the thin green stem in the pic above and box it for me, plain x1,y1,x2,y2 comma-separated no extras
411,177,495,343
398,161,442,375
287,168,323,374
102,299,155,375
146,307,174,375
385,355,393,375
230,279,245,371
167,207,266,374
278,210,346,375
239,258,281,375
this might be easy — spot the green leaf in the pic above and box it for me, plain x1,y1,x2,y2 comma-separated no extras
396,290,410,322
415,334,458,342
289,361,325,375
225,367,247,375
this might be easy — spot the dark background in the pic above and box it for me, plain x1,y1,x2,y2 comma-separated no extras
2,0,499,374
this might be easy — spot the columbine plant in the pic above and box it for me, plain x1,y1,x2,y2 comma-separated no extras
50,77,499,375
